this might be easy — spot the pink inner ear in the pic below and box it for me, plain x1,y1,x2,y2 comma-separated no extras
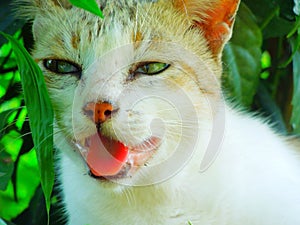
174,0,240,56
197,0,240,55
87,134,129,177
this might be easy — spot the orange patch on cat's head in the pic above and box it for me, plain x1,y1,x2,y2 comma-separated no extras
132,31,144,48
198,0,240,56
51,0,72,9
173,0,240,57
134,31,143,42
71,33,80,50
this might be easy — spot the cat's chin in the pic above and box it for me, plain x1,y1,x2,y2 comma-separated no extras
73,133,162,181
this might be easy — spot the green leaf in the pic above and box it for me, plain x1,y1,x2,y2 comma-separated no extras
0,32,54,223
280,20,300,68
255,82,287,133
223,3,263,107
69,0,104,18
263,16,296,39
0,149,40,221
290,30,300,133
243,0,296,38
0,148,14,191
0,110,15,138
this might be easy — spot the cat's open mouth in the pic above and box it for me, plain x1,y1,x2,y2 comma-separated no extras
74,133,161,180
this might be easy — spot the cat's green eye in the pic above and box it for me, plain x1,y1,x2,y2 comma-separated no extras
135,62,170,75
43,59,81,75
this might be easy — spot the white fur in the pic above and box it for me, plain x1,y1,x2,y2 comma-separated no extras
58,105,300,225
20,0,300,224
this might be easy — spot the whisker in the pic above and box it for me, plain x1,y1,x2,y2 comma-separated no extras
180,0,189,18
134,3,139,42
123,188,136,207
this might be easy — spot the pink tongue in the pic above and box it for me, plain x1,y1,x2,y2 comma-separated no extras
86,134,129,177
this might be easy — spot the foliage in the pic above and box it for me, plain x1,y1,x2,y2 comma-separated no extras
0,0,299,224
69,0,104,18
223,3,263,107
223,0,300,133
0,32,54,223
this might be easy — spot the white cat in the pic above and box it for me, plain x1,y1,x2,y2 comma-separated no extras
19,0,300,224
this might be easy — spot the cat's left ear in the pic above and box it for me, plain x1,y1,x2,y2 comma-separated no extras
174,0,240,57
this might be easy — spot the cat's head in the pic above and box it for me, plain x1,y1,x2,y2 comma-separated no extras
19,0,240,186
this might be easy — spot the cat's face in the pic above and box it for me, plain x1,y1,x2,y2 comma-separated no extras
26,0,239,186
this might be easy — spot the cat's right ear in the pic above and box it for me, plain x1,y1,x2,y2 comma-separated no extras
15,0,73,41
173,0,240,58
25,0,72,9
15,0,73,17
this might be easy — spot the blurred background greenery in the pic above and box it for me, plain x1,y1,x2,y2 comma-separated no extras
0,0,299,224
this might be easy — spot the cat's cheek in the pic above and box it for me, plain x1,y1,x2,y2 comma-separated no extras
44,83,81,140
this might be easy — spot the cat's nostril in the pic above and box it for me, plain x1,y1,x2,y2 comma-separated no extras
104,109,112,117
84,101,114,124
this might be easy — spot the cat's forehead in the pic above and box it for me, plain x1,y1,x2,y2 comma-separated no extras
30,0,187,47
31,0,165,31
99,0,159,8
31,0,159,15
30,0,181,66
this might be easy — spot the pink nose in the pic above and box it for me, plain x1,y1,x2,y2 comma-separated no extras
83,101,113,124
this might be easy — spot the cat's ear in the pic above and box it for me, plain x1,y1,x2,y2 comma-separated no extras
174,0,240,57
23,0,73,41
15,0,73,22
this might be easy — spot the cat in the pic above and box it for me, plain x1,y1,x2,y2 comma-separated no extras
17,0,300,224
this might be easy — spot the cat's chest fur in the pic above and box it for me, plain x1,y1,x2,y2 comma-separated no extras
19,0,300,224
58,107,300,225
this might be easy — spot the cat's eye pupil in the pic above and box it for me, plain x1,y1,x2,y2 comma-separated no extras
45,59,57,71
143,64,150,73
